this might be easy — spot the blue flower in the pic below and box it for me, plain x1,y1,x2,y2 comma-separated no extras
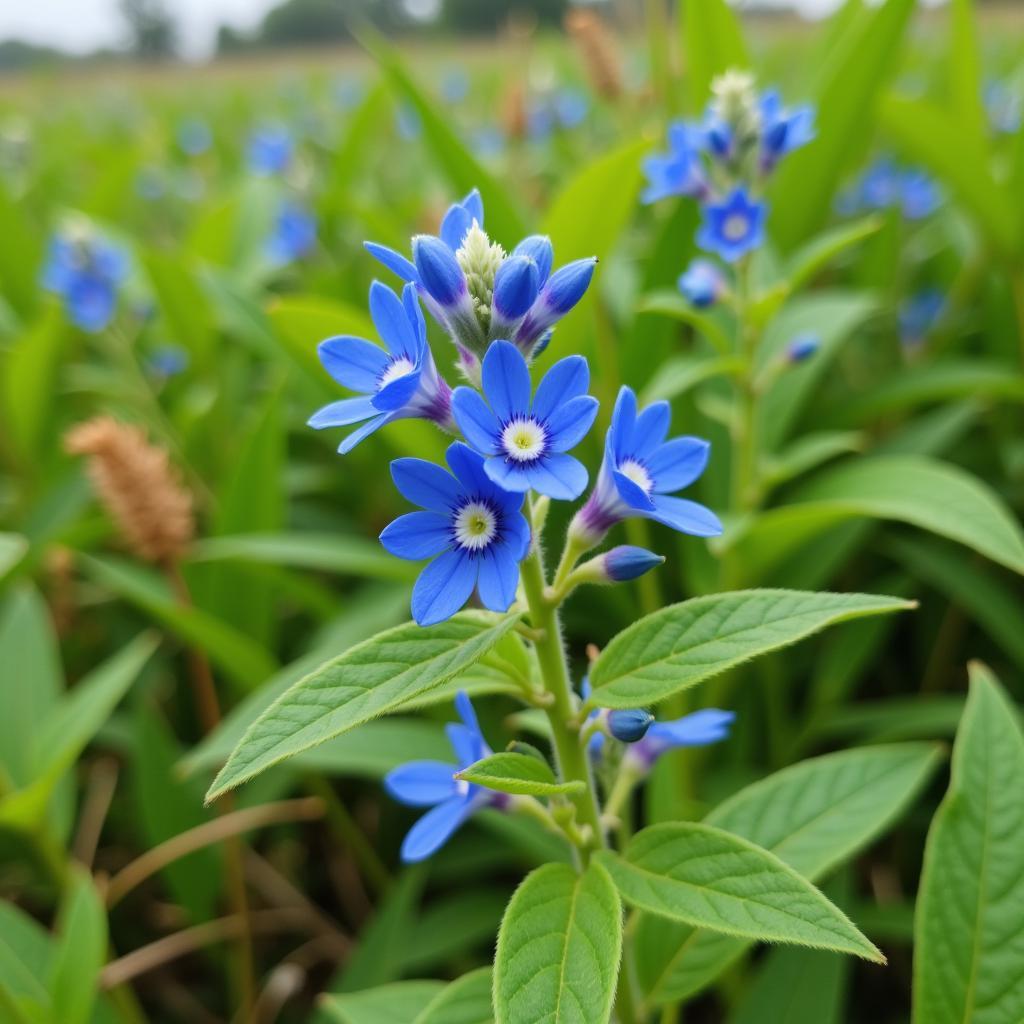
786,333,820,363
759,89,815,171
178,118,212,157
381,442,530,625
146,345,189,379
247,125,292,175
572,386,722,545
41,232,128,333
625,709,735,770
608,708,655,743
555,88,589,129
696,187,766,262
601,546,664,582
384,691,506,862
452,341,598,500
900,170,941,221
365,189,595,362
641,121,708,204
266,202,317,265
396,104,422,141
309,282,454,453
441,68,469,104
899,289,944,350
677,258,725,308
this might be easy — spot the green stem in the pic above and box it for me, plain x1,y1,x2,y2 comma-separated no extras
519,541,603,864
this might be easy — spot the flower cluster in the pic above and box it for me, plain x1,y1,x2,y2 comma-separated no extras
837,157,941,222
643,70,814,266
41,225,128,333
310,188,722,629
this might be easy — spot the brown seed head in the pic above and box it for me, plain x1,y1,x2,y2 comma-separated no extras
565,9,623,101
65,417,194,564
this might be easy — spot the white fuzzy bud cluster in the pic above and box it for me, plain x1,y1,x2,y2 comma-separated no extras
711,69,761,144
456,222,506,333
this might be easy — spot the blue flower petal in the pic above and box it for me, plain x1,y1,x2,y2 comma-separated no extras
512,235,554,285
365,241,418,283
452,387,500,454
612,470,656,511
525,454,589,500
391,458,462,513
477,545,520,613
402,283,427,351
454,690,482,738
631,401,671,459
648,495,723,537
532,355,590,422
461,188,484,228
380,511,452,560
400,793,476,863
483,457,532,494
318,336,389,393
609,387,638,463
446,441,497,495
384,760,459,807
648,709,735,748
308,396,378,429
338,412,394,454
647,437,710,493
440,203,473,251
372,369,422,412
503,511,532,560
482,341,531,422
411,549,477,625
370,281,418,359
545,395,599,452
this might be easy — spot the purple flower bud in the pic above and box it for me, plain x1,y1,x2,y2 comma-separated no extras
412,234,467,310
603,545,665,582
786,333,820,363
492,255,541,322
512,235,554,284
608,708,655,743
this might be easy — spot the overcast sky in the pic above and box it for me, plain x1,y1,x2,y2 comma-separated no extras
0,0,924,59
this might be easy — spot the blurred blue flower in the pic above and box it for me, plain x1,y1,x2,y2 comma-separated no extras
554,88,589,129
333,77,364,110
900,170,941,221
527,100,555,143
786,333,820,363
625,709,736,770
641,121,709,204
471,126,506,160
899,289,944,350
677,258,725,308
984,79,1022,134
839,157,941,221
309,282,454,453
441,68,469,104
266,202,317,265
572,386,721,544
146,344,189,379
41,231,128,333
246,124,292,175
384,692,506,862
697,186,766,262
759,89,815,171
452,341,598,500
381,442,530,626
178,117,212,157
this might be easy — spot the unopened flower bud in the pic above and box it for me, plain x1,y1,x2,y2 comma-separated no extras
786,333,820,363
608,709,655,743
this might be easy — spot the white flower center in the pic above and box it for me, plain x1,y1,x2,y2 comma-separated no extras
501,418,546,463
723,214,749,241
453,501,497,551
378,356,415,389
457,222,506,330
620,458,653,494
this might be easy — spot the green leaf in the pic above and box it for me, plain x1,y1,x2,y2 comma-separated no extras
791,455,1024,575
48,867,107,1024
457,752,583,798
365,34,525,247
189,532,416,583
321,981,446,1024
636,744,942,1005
413,968,493,1024
0,182,41,321
79,554,278,690
783,215,883,296
598,823,881,961
761,431,865,492
207,611,521,802
636,291,733,356
640,354,745,404
913,663,1024,1024
494,862,622,1024
771,0,915,249
403,888,508,975
143,249,217,365
679,0,749,110
2,305,66,462
587,589,912,709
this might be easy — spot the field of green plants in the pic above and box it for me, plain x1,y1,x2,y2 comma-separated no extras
1,1,1023,1022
